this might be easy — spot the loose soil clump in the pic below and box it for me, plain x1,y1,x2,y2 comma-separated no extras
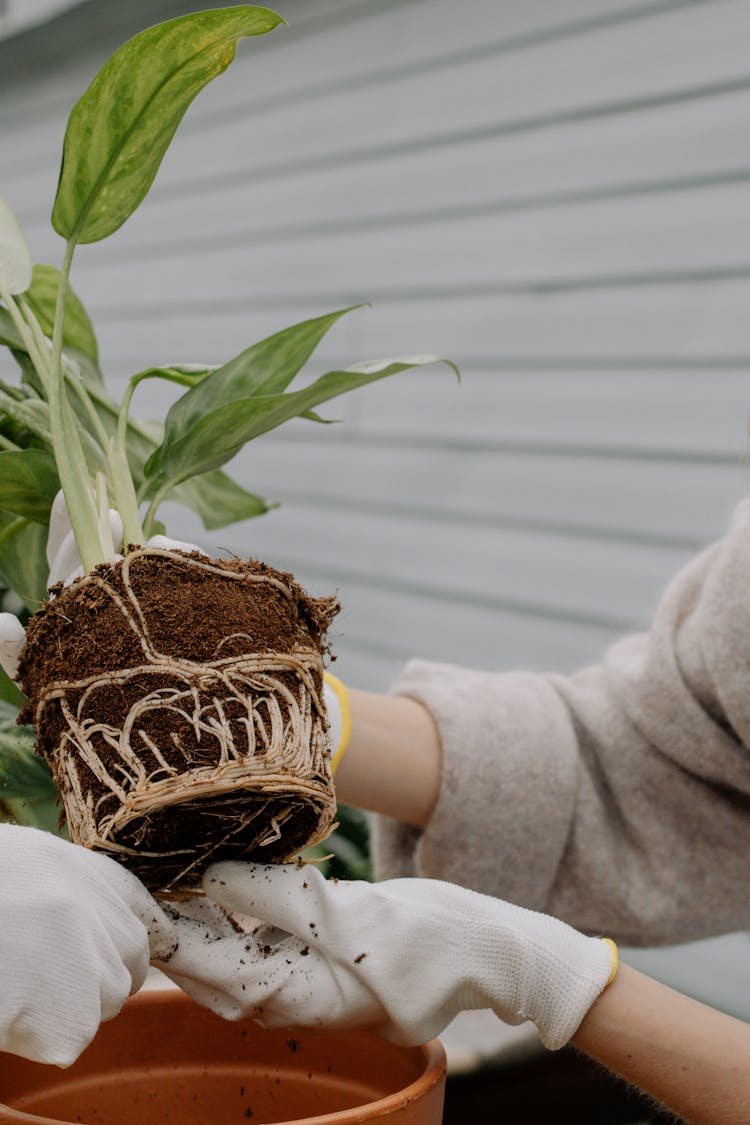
18,546,339,892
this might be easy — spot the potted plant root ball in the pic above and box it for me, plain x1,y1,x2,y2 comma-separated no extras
0,6,454,890
17,549,340,891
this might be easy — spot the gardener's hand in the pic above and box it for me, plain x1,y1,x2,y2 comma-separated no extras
0,823,178,1066
156,860,616,1049
0,492,202,681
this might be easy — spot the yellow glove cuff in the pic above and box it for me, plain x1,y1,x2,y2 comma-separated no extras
601,938,619,987
324,672,351,774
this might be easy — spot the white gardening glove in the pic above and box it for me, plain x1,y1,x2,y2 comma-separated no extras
0,491,203,681
156,861,616,1050
0,823,178,1067
44,489,124,590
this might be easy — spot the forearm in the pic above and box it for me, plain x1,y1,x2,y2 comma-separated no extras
573,962,750,1124
333,688,441,827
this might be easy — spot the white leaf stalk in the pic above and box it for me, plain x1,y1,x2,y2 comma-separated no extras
48,238,146,571
0,203,146,574
0,198,109,572
46,240,107,573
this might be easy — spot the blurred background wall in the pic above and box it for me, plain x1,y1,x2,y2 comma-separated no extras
2,0,750,1016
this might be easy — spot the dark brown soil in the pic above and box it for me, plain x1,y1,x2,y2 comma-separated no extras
18,548,339,892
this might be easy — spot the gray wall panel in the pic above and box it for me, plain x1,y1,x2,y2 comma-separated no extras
0,0,747,685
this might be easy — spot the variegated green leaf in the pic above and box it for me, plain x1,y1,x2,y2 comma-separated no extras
144,307,359,482
0,450,59,523
150,355,456,489
0,514,48,609
52,7,284,244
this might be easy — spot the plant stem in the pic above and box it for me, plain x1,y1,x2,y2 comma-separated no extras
0,290,50,394
115,373,144,455
49,240,105,572
95,471,116,558
89,382,153,445
108,373,147,546
57,371,146,545
0,391,51,444
20,304,117,490
63,363,111,451
142,479,172,538
17,299,111,461
107,440,145,546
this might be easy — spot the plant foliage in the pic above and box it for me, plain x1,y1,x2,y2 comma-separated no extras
0,7,455,877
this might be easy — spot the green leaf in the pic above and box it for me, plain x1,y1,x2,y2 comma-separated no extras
0,706,53,801
0,306,23,350
0,698,60,832
0,514,49,609
326,829,372,881
63,345,106,391
1,308,101,399
12,347,45,398
109,411,270,531
130,363,218,391
2,796,61,834
151,355,455,489
0,450,59,523
171,469,272,530
334,803,371,854
24,265,98,361
0,392,52,447
52,6,284,245
0,195,32,295
0,665,23,708
326,805,372,881
0,373,48,450
72,382,270,533
145,307,360,481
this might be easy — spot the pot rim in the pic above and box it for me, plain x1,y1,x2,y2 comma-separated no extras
280,1036,447,1125
0,990,447,1125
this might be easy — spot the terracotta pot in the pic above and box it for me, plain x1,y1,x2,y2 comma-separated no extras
0,990,446,1124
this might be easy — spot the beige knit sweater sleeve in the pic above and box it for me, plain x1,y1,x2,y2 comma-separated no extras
371,500,750,947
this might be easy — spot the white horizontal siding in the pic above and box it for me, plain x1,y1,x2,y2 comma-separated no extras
62,183,750,308
227,436,747,543
75,282,750,369
0,0,80,41
1,0,749,695
107,363,750,461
